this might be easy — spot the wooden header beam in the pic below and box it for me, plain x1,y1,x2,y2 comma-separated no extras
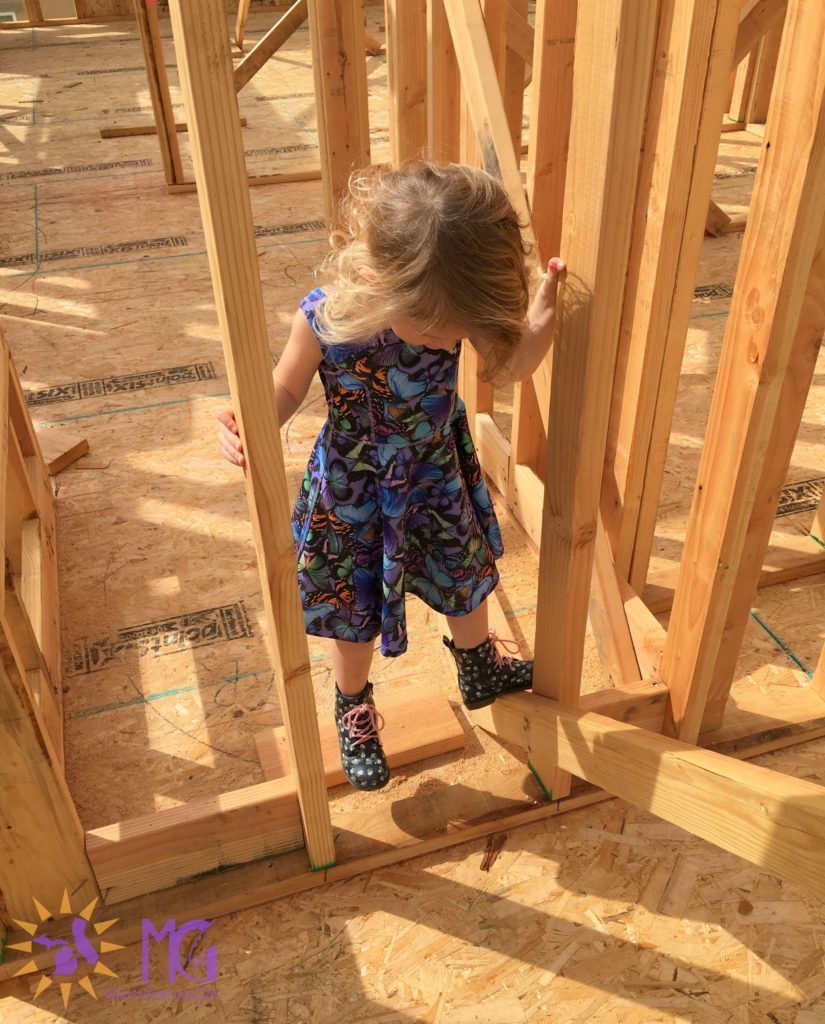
167,0,334,870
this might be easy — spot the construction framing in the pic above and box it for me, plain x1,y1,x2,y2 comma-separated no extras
2,0,825,972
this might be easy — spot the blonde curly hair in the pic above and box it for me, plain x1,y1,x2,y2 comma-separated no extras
312,160,532,381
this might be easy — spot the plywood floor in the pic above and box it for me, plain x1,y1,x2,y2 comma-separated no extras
1,9,824,1023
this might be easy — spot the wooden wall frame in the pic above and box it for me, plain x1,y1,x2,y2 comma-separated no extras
2,0,825,975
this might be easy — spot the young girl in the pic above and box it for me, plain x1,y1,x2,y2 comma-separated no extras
218,161,563,792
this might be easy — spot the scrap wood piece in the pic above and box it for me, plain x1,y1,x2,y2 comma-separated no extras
33,425,89,475
234,0,308,93
706,198,733,236
255,691,465,787
588,517,642,687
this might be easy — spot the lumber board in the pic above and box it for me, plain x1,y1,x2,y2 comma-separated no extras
588,519,641,687
234,0,308,93
748,19,783,122
234,0,251,48
474,689,825,899
661,0,825,743
167,0,334,869
385,0,428,165
706,198,733,237
531,1,657,798
812,488,825,543
644,533,825,613
729,45,758,124
619,6,743,592
510,462,543,549
813,646,825,702
0,641,98,919
602,0,741,590
734,0,788,66
474,411,510,497
427,0,461,162
255,692,465,787
4,668,825,976
33,424,89,475
167,166,322,193
132,0,184,186
306,0,370,225
23,0,42,19
700,223,825,730
86,780,304,904
504,2,534,67
619,577,666,680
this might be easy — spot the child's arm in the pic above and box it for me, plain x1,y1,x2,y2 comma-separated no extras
509,257,565,381
217,308,323,467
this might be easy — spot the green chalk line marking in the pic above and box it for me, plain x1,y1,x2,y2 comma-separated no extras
36,390,231,424
749,609,813,678
310,860,336,873
811,532,824,549
527,760,554,802
33,180,40,272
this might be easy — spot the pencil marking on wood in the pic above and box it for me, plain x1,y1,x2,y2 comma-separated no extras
66,602,254,676
0,158,152,182
0,234,189,269
25,362,217,408
776,477,825,518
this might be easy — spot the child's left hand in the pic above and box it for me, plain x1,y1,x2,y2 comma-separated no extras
539,257,566,308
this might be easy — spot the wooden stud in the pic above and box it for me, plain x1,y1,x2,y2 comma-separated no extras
588,519,641,687
385,0,428,165
747,19,784,123
132,0,185,187
698,226,825,731
504,1,534,68
531,1,657,798
729,46,759,125
660,0,825,744
33,425,89,475
234,0,308,93
813,488,825,544
306,0,370,226
427,0,461,163
234,0,252,49
813,645,825,702
734,0,788,66
23,0,43,20
613,1,744,593
167,0,335,870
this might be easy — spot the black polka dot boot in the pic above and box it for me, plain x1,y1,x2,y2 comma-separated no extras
334,682,390,791
443,632,533,710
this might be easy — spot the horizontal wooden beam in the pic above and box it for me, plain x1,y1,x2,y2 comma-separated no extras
86,780,304,904
255,692,465,787
643,533,825,614
474,689,825,898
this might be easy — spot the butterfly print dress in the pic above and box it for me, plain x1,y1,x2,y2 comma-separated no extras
291,289,504,657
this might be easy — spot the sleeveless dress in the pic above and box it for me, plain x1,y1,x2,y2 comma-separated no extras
291,288,504,657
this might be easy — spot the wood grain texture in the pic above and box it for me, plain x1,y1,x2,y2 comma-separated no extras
531,1,657,797
660,0,825,744
427,0,461,162
234,0,308,93
167,0,335,869
385,0,428,165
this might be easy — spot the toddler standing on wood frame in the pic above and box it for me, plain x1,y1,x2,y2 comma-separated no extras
219,161,564,790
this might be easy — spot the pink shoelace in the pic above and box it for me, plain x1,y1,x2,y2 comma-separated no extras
340,702,385,748
488,630,523,668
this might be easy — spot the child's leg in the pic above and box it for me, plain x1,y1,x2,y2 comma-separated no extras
331,637,388,791
444,600,488,648
331,638,375,695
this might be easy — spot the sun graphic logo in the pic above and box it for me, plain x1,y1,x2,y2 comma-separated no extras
8,889,124,1010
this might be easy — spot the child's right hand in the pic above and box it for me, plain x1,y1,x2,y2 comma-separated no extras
217,409,245,467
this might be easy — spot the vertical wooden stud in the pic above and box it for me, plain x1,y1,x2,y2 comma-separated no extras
427,0,461,162
307,0,370,226
530,1,657,798
385,0,428,165
812,489,825,544
660,0,825,744
132,0,185,187
601,0,741,591
167,0,335,869
235,0,252,49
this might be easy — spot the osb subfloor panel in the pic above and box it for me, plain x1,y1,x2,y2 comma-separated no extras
1,13,825,1024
